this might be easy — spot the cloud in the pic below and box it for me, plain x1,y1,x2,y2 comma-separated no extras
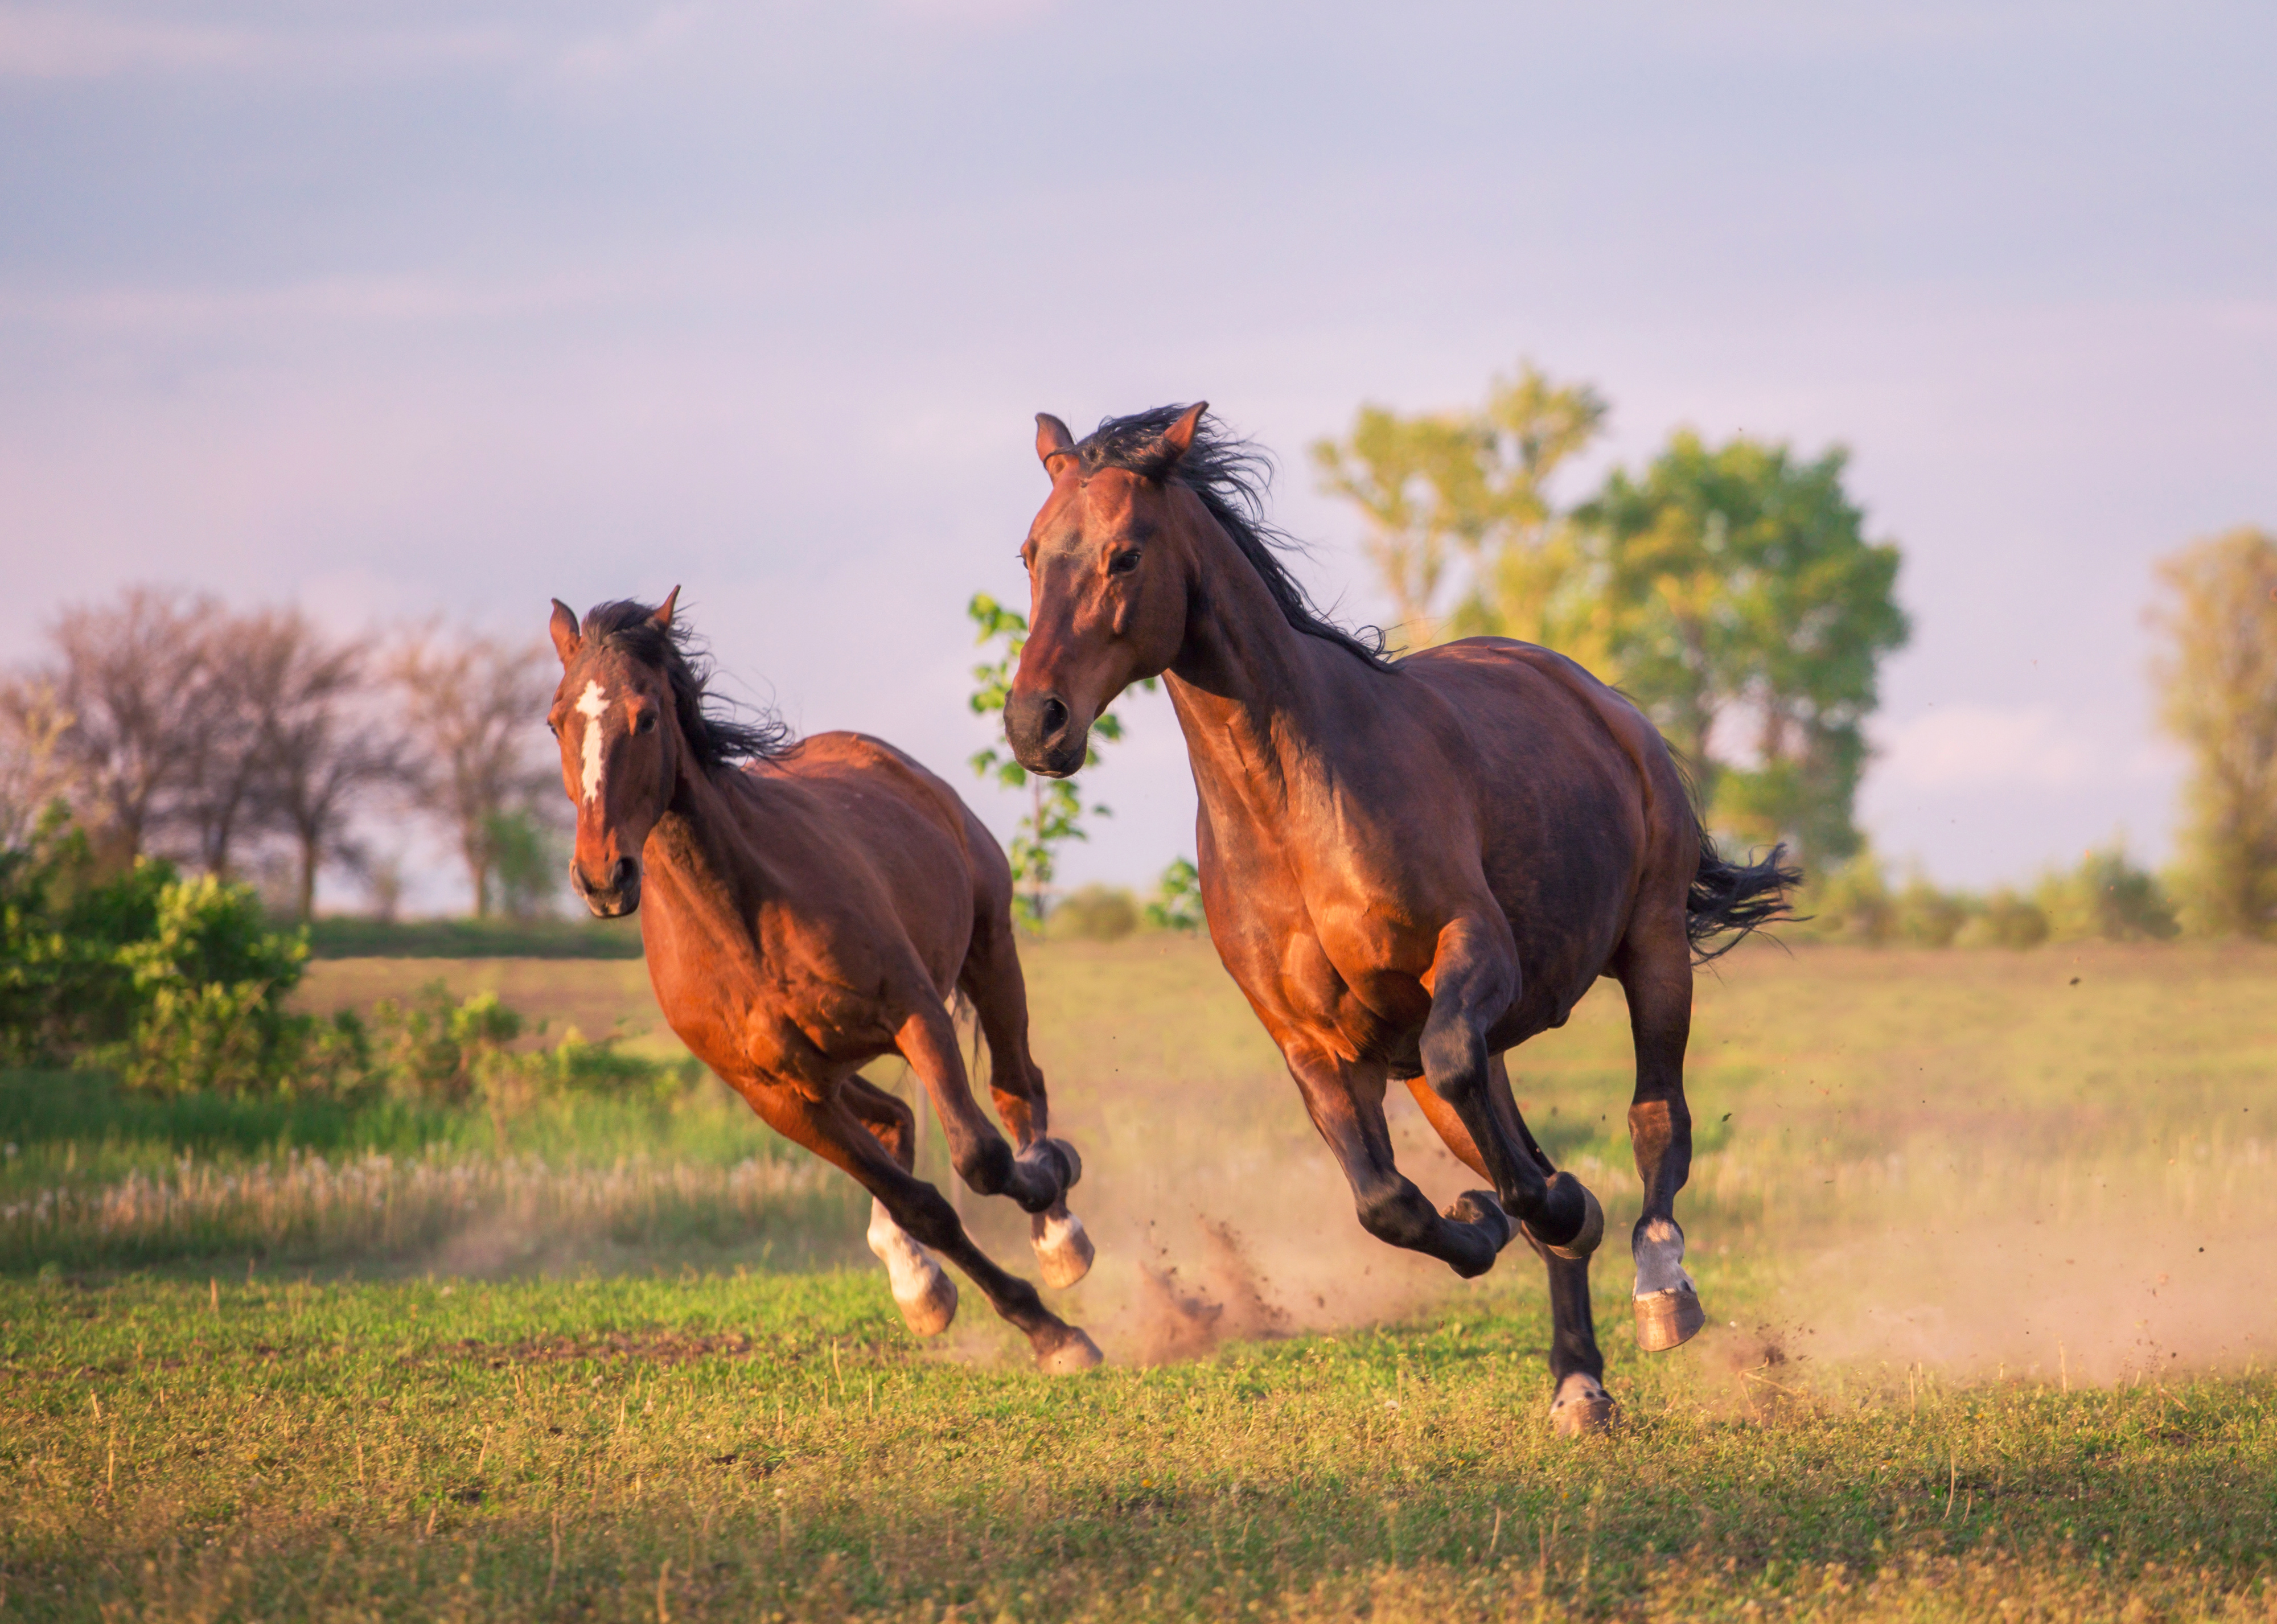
1873,702,2095,791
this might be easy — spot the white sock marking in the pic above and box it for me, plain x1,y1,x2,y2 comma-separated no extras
575,680,609,805
866,1198,946,1307
1634,1216,1696,1298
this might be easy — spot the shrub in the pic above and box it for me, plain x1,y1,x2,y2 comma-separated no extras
1052,884,1140,942
1893,873,1968,948
1955,887,2049,949
1795,849,1896,944
2036,846,2179,943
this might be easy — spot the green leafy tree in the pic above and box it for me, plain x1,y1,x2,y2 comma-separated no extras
2150,526,2277,937
1145,856,1204,933
965,594,1152,928
1312,364,1607,651
1576,433,1909,862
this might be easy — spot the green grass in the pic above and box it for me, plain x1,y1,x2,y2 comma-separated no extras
3,1271,2271,1621
4,939,2276,1618
304,916,644,960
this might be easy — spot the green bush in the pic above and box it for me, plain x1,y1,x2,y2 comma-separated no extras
1954,887,2050,949
1051,883,1140,942
2035,846,2179,943
92,873,313,1096
1145,856,1205,933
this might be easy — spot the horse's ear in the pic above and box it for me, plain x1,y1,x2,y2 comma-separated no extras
1160,401,1209,466
549,599,582,665
1035,413,1076,475
652,586,681,631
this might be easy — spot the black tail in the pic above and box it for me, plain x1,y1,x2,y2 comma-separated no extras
1687,828,1802,962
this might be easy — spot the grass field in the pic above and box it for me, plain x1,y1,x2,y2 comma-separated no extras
5,938,2276,1619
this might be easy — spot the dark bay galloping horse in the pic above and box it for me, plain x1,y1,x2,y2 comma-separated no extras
1002,406,1793,1429
546,593,1101,1372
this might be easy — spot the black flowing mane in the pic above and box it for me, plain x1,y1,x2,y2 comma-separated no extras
1075,406,1394,668
579,599,796,768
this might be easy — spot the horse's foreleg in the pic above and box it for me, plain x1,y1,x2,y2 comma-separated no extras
1618,927,1706,1352
1420,919,1602,1256
1292,1050,1507,1278
957,909,1092,1288
838,1075,960,1331
1404,1056,1614,1436
897,1008,1072,1216
753,1077,1100,1372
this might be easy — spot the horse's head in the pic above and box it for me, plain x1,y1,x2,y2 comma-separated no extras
1005,402,1207,777
545,589,686,918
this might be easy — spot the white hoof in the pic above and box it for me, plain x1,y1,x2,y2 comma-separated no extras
1035,1326,1104,1374
868,1198,958,1337
1549,1372,1617,1437
1031,1208,1096,1289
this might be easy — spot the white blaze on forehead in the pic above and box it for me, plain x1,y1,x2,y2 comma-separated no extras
575,680,609,805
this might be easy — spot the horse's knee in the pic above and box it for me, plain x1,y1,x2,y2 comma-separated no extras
952,1134,1014,1195
1354,1178,1431,1248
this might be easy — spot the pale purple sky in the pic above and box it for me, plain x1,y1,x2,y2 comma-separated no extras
3,1,2272,906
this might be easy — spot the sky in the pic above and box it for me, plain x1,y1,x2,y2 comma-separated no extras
2,0,2272,907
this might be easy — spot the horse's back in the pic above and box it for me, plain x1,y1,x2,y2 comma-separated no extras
746,731,1010,963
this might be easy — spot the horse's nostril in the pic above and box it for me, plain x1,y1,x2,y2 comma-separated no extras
1040,696,1070,735
609,857,638,890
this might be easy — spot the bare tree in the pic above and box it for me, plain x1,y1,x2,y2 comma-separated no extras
389,625,554,918
246,610,410,921
21,587,222,866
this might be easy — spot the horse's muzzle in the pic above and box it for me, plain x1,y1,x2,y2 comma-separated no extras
1004,689,1088,778
570,854,642,918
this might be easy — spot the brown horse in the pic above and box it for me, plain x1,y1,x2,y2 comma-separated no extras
1001,405,1793,1429
545,592,1102,1372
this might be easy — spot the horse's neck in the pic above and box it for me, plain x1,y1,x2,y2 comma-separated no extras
1162,523,1377,825
642,758,774,938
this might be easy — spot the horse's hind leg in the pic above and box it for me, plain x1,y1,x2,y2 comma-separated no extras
957,899,1093,1289
1616,924,1708,1352
1404,1055,1614,1437
842,1075,957,1337
760,1078,1101,1373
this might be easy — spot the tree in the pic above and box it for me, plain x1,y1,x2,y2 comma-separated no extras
1311,364,1608,651
389,626,554,919
965,593,1149,928
2150,526,2277,936
13,588,223,867
250,612,408,922
1576,433,1908,862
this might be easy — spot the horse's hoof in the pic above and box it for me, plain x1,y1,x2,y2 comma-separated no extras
1032,1208,1096,1289
1634,1284,1705,1351
895,1265,958,1338
1549,1372,1617,1437
1035,1326,1103,1375
1444,1190,1515,1251
1545,1175,1604,1261
1048,1137,1083,1190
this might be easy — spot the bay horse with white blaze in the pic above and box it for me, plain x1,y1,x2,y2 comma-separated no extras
546,592,1101,1372
1002,405,1794,1430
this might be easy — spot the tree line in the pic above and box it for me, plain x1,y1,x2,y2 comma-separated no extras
1316,365,2277,941
0,589,563,921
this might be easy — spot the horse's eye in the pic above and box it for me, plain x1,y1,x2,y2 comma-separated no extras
634,710,657,735
1109,549,1141,575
